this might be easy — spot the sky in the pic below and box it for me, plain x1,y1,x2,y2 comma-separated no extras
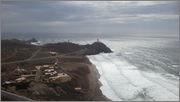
2,1,179,37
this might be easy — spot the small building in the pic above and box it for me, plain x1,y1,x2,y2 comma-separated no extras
35,66,42,70
54,62,58,66
44,71,57,76
43,65,50,68
48,73,72,83
49,51,57,56
13,67,27,74
74,87,82,91
4,81,15,85
35,65,54,71
44,69,54,72
21,75,35,79
97,38,99,42
44,69,57,76
49,66,54,69
15,77,26,83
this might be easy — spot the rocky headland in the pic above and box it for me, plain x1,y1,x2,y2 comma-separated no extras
1,38,112,101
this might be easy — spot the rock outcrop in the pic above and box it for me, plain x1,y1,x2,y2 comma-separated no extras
26,38,38,43
83,42,112,55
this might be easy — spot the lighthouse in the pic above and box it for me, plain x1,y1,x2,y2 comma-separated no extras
97,38,99,42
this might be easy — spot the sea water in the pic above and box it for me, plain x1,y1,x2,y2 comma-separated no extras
87,36,179,101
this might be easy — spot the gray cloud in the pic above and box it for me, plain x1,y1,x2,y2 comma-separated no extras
2,1,179,36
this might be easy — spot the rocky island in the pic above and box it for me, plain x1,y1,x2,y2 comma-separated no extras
1,38,112,101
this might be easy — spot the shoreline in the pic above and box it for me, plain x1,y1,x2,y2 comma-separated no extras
86,61,111,101
1,39,112,101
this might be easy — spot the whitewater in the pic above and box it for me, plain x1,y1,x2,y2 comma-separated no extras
86,37,179,101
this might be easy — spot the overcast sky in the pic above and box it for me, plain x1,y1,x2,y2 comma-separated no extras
2,1,179,37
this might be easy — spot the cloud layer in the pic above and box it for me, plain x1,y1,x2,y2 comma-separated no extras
2,1,179,36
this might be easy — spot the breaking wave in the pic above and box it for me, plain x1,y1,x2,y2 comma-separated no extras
87,37,179,101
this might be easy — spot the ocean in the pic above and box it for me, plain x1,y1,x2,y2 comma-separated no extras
87,36,179,101
2,34,179,101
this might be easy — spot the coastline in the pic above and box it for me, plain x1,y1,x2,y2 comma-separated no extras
1,39,112,101
86,60,111,101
